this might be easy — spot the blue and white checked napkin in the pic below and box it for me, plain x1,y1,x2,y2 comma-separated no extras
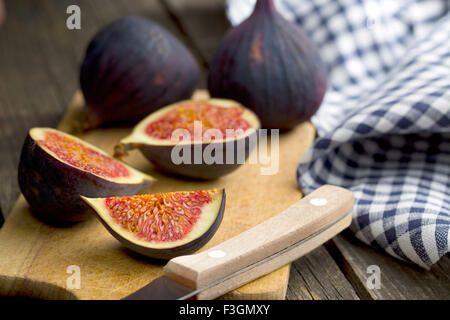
226,0,450,269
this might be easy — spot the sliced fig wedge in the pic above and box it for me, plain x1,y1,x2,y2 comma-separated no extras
114,99,260,180
18,128,156,223
82,189,225,259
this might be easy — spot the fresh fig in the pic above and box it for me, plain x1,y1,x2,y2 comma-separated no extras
82,189,225,259
208,0,327,130
79,16,200,129
18,128,156,223
114,99,260,180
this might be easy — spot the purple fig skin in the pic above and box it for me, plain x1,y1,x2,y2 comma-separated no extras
90,190,226,260
80,16,200,127
135,132,258,180
115,99,261,180
18,133,155,223
208,0,327,130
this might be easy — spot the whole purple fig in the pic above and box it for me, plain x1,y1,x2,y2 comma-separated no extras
79,16,200,129
208,0,327,130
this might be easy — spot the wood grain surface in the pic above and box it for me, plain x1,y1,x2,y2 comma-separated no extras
0,0,448,300
164,185,354,299
0,91,316,299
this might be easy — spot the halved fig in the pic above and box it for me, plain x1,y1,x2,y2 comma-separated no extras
114,99,260,180
18,128,156,223
81,189,225,259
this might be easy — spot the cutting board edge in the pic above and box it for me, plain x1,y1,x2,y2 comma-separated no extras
0,90,316,300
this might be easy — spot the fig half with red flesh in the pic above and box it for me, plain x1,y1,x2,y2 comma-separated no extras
114,99,260,180
18,128,156,223
82,189,225,259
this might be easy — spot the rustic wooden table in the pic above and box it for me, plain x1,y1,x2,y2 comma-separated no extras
0,0,448,300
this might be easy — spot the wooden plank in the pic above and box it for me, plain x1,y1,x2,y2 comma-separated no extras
83,0,191,45
0,1,68,219
162,0,229,61
0,0,187,219
327,230,450,300
0,0,92,218
286,244,360,300
161,0,230,86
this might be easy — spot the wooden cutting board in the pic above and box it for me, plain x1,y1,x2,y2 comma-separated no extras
0,90,315,300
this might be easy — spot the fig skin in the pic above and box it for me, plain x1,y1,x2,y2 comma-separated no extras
115,99,261,180
127,134,258,180
79,16,200,128
18,132,155,223
208,0,327,130
84,190,226,260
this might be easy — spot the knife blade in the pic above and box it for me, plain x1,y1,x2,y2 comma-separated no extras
122,185,354,300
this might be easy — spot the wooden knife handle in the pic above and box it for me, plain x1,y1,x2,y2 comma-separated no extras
164,185,354,299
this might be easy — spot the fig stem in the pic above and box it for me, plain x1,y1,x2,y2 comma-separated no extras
69,105,102,133
254,0,276,12
114,143,134,159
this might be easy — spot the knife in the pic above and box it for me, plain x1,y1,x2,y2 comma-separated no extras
122,185,354,300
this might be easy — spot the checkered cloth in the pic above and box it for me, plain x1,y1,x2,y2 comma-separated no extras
226,0,450,268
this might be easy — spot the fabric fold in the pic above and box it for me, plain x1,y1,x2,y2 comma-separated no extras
226,0,450,268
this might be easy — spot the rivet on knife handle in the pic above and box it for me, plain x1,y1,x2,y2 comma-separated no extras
164,185,354,299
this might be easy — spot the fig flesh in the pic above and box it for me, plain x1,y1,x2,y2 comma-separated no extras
115,99,260,180
82,189,225,259
79,16,200,129
208,0,327,130
18,128,156,223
